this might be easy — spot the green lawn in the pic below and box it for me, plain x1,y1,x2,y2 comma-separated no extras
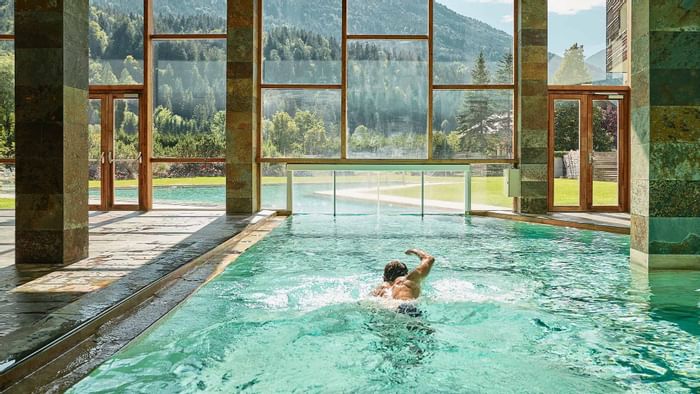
384,177,619,208
0,198,13,209
554,178,618,206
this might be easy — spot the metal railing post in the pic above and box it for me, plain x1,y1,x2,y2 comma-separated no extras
286,168,293,213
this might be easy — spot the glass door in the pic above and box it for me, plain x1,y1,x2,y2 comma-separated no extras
590,96,623,210
88,93,144,210
549,91,627,212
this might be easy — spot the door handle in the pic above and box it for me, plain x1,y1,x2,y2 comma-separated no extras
108,151,114,164
137,152,143,164
589,152,594,165
100,152,106,165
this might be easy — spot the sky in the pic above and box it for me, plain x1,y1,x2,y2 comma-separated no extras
437,0,607,58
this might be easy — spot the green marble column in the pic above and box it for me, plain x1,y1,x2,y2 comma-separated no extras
630,0,700,270
14,0,89,264
226,0,260,215
517,0,549,214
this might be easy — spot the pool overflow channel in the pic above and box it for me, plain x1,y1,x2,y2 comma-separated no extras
285,164,474,216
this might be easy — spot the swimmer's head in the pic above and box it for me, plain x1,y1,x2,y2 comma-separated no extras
384,260,408,283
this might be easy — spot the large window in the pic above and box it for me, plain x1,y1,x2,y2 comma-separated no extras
150,0,226,208
89,0,144,85
548,0,629,86
0,1,13,210
260,0,516,209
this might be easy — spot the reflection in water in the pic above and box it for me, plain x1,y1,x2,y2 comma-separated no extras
633,269,700,337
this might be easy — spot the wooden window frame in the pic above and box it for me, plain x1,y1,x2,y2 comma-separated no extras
256,0,519,165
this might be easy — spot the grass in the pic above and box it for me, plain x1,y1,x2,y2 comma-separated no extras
0,198,13,209
382,177,619,208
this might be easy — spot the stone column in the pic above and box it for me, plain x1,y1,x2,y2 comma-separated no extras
15,0,89,264
630,0,700,270
226,0,260,215
517,0,549,214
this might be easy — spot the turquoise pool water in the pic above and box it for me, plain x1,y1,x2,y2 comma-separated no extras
70,215,700,393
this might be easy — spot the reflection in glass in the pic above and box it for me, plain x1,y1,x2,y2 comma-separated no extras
153,40,226,158
347,40,428,159
153,0,226,34
592,99,619,207
547,0,628,85
89,0,144,84
262,90,341,159
348,0,428,35
433,90,514,159
263,0,341,84
113,98,140,205
88,99,102,206
0,41,13,160
433,0,514,85
553,100,581,207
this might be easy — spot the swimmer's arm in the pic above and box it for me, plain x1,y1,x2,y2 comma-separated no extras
405,248,435,282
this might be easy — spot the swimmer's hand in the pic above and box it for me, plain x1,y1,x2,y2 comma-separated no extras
405,248,430,259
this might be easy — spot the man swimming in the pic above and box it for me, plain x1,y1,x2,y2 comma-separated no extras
372,248,435,308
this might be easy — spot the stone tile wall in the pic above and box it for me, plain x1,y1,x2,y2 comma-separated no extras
14,0,89,264
630,0,700,270
518,0,549,214
226,0,260,215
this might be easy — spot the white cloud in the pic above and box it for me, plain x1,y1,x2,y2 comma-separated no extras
501,14,514,23
548,0,606,15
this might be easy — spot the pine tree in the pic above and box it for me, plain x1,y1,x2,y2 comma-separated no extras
456,51,495,157
553,43,592,85
470,50,491,84
494,52,513,84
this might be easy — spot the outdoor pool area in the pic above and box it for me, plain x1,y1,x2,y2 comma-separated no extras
69,215,700,393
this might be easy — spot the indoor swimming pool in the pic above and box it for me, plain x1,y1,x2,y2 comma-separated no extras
69,215,700,393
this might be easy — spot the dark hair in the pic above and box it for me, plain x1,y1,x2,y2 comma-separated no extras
384,260,408,282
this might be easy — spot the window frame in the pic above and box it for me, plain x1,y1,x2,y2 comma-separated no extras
257,0,519,165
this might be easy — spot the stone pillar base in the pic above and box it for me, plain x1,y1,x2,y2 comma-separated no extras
631,249,700,271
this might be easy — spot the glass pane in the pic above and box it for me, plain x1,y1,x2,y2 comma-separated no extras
292,171,333,214
89,0,144,84
433,90,514,159
336,171,378,215
425,171,465,214
0,164,14,210
433,0,514,85
377,172,421,214
471,164,512,211
263,0,341,84
0,41,13,159
152,163,225,209
262,89,341,159
348,0,428,35
154,0,226,34
153,40,226,158
88,99,102,206
262,163,287,210
0,0,12,34
553,100,581,207
548,0,628,86
348,40,428,159
113,98,140,205
592,99,620,207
